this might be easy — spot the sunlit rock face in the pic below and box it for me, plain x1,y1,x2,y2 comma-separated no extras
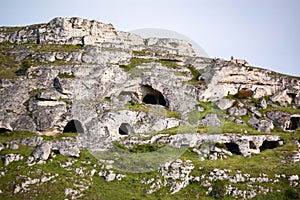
0,17,299,148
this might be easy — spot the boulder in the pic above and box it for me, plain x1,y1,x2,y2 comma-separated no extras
2,154,24,166
216,99,235,110
266,111,290,130
9,143,19,150
247,106,262,118
59,146,80,157
257,97,267,109
198,114,222,127
32,141,52,160
11,116,37,133
248,118,274,132
228,107,247,116
270,90,293,107
106,172,116,182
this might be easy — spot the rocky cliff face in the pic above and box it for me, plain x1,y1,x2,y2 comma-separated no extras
0,17,299,137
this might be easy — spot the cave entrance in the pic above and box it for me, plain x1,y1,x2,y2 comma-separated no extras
141,85,168,107
287,93,297,103
249,141,256,149
119,123,133,135
0,128,11,133
63,120,84,133
289,116,300,130
259,141,281,152
225,143,241,155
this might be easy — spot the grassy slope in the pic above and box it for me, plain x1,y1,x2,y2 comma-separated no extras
0,130,299,199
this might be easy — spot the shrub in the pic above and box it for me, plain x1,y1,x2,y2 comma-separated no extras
237,88,253,99
15,60,33,76
285,188,299,199
215,143,228,150
210,180,226,198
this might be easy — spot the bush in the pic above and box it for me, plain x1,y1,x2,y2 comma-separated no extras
215,143,228,150
237,88,253,99
210,180,226,198
285,188,299,199
15,60,33,76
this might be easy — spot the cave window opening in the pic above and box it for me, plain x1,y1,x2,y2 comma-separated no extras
287,93,297,103
63,120,84,134
0,128,11,133
259,141,280,152
141,86,168,107
225,143,241,155
289,117,300,130
119,123,133,135
249,141,256,149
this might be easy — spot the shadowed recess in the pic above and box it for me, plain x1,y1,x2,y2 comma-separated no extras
63,119,84,133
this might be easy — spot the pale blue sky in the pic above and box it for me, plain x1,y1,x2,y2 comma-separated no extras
1,0,299,76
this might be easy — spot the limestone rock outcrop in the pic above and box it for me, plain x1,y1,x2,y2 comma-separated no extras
0,17,299,153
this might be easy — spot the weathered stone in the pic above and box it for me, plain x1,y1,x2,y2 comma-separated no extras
247,106,262,118
228,107,247,116
2,154,23,166
105,173,116,182
9,143,19,150
11,116,37,133
257,97,267,109
266,111,290,130
0,143,4,151
59,146,80,157
32,141,52,160
248,118,274,132
271,90,293,107
198,114,221,127
216,99,235,110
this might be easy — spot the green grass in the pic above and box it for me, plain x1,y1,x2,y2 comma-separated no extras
262,106,300,115
119,58,155,71
0,43,82,78
41,132,78,141
0,131,37,143
0,42,82,52
166,110,180,118
119,57,179,72
104,96,112,102
132,50,149,56
187,65,203,85
0,53,19,78
1,26,24,33
59,98,72,104
157,59,178,68
0,131,299,199
57,73,76,78
270,70,300,80
124,102,150,113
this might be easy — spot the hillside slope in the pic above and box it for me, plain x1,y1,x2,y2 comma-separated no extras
0,17,299,199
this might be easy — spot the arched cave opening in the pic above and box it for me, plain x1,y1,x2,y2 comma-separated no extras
141,85,168,107
225,143,241,155
63,120,84,134
259,141,281,152
119,123,133,135
0,128,11,133
289,116,300,130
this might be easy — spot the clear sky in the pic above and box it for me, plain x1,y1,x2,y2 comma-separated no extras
1,0,299,76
